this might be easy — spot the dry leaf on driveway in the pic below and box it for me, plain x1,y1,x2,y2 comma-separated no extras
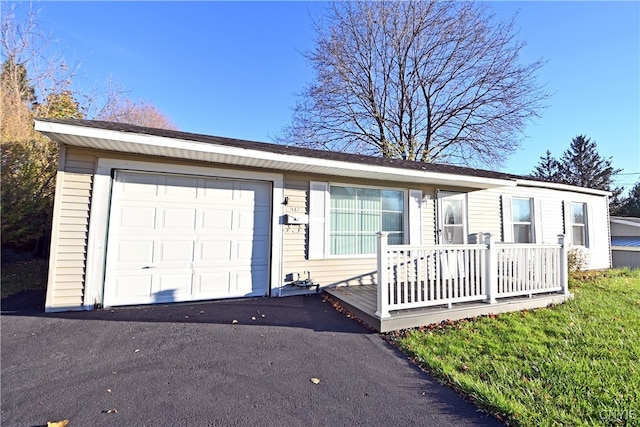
310,377,320,384
47,421,69,427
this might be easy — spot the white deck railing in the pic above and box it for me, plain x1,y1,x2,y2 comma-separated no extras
375,232,569,319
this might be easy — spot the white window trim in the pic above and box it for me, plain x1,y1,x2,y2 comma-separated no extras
502,195,543,244
85,157,284,308
512,197,534,244
570,201,589,248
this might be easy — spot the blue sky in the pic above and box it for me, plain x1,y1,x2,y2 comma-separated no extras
20,1,640,191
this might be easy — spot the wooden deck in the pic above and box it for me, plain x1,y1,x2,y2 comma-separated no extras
324,285,572,332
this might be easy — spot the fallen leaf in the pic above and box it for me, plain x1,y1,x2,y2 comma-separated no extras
310,377,320,384
261,314,266,318
199,311,204,314
47,420,69,427
134,349,140,353
102,408,118,414
106,389,112,393
184,315,189,319
251,316,256,321
232,320,238,324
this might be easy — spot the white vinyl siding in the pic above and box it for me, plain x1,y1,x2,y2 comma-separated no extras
467,189,501,240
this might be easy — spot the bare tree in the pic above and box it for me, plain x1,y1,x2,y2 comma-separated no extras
96,97,177,130
280,1,548,167
1,3,78,143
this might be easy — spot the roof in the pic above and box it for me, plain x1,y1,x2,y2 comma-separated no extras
32,118,609,195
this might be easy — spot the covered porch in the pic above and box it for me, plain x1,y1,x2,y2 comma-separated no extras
324,233,572,332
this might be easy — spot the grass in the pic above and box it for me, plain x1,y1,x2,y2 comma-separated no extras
392,269,640,426
1,258,49,299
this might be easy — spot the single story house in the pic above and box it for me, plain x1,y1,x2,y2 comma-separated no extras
35,119,611,330
610,216,640,269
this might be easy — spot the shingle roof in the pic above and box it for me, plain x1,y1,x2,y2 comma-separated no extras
35,118,521,182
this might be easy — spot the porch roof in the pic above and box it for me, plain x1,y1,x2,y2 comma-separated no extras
34,118,517,190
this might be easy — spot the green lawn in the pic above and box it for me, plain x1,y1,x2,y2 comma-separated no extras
1,258,49,299
392,269,640,427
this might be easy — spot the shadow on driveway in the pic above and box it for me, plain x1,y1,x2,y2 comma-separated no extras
1,290,369,334
2,290,504,426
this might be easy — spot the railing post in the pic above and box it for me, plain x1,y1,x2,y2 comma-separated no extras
484,232,497,304
558,234,569,294
375,232,391,319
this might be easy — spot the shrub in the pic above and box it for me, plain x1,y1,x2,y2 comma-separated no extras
567,247,589,272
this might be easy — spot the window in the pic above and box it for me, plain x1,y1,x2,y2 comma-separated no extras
571,202,587,246
329,185,404,255
512,198,533,243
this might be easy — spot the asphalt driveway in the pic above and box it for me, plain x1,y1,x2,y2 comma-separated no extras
1,291,503,427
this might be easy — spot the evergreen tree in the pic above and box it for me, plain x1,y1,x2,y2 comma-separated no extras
613,181,640,217
532,150,562,182
558,135,621,192
531,135,623,212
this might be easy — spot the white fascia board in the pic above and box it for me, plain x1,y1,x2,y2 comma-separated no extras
34,119,515,189
610,217,640,228
514,178,611,196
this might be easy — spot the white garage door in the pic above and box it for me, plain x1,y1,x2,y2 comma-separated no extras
103,170,272,307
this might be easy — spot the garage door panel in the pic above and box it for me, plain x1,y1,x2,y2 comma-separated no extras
252,207,272,232
114,240,154,264
119,172,159,199
201,209,234,231
160,207,197,230
236,267,268,295
236,239,269,264
201,178,235,201
198,240,232,262
161,175,198,198
238,181,271,205
158,272,193,296
118,206,157,229
158,240,195,263
196,272,232,294
104,170,272,307
235,209,271,233
114,273,153,298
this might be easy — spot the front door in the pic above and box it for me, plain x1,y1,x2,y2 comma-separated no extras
437,192,467,244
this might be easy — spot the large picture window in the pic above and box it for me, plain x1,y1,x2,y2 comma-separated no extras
512,198,533,243
571,202,588,246
329,186,404,255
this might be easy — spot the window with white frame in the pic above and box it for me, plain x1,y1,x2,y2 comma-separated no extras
329,185,404,255
571,202,588,246
512,198,533,243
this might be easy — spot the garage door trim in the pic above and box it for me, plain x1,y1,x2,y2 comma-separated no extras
84,157,284,309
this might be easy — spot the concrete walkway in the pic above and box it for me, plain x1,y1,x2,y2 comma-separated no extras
1,291,503,426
